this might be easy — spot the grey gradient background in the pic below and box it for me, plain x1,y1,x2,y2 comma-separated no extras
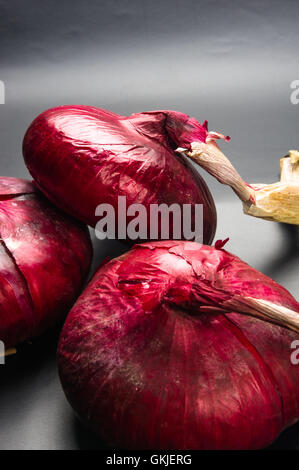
0,0,299,449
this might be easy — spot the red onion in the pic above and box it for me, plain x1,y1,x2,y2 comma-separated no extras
58,240,299,450
0,177,92,348
22,107,225,244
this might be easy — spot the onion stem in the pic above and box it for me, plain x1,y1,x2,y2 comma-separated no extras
180,141,255,203
221,296,299,333
179,143,299,225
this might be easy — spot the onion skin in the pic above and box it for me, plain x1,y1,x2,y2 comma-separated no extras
58,241,299,450
0,177,92,348
23,106,217,244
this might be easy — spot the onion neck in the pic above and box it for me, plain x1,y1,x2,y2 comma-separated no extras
179,141,256,204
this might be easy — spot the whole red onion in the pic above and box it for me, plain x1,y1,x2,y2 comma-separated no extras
58,240,299,450
0,177,92,348
22,107,225,244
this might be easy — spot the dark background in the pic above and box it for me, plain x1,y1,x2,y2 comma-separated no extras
0,0,298,449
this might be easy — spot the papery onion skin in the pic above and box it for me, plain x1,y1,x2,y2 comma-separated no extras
22,106,217,244
0,177,92,348
58,241,299,450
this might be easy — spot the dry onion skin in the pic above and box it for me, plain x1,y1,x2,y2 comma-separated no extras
58,241,299,450
243,151,299,224
0,177,92,348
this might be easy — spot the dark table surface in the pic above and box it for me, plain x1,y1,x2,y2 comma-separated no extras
0,198,298,450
